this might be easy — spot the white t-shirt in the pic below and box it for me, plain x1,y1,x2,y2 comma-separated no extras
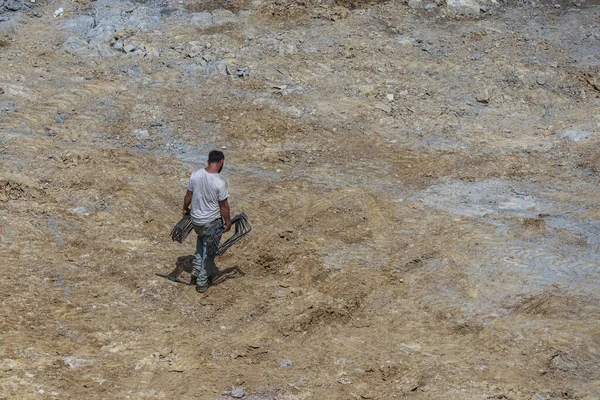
187,169,229,225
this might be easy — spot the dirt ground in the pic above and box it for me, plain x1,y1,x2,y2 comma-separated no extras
1,0,599,398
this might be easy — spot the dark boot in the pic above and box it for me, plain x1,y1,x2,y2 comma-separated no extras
196,283,209,293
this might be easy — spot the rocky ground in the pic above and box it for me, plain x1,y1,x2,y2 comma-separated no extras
1,0,600,399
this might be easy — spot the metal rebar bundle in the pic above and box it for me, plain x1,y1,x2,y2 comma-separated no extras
205,212,252,256
170,212,194,243
170,212,252,256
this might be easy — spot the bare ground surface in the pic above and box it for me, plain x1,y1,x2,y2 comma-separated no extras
1,0,600,398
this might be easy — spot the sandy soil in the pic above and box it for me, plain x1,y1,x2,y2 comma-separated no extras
1,0,599,398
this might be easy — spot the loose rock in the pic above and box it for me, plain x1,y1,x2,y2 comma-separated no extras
230,387,245,398
64,16,95,32
133,129,150,140
375,102,392,113
0,0,23,13
408,0,426,9
476,89,490,104
212,9,236,25
123,43,136,53
446,0,481,16
191,12,212,29
61,37,91,56
561,129,594,142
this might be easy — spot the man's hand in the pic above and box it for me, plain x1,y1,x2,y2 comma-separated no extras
223,222,232,233
183,209,190,216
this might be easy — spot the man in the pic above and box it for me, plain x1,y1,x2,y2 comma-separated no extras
183,150,232,293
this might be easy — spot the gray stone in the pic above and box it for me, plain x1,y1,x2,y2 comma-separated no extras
191,12,212,29
205,62,218,74
226,64,238,75
113,40,124,51
476,89,490,104
125,14,161,31
1,0,23,13
215,61,228,75
86,24,116,44
211,9,236,25
69,206,89,216
394,35,414,46
63,356,92,369
561,129,594,142
446,0,480,15
408,0,426,9
187,46,202,58
550,353,578,371
123,44,136,53
375,102,392,113
133,129,150,140
61,37,91,56
280,359,293,367
145,46,160,57
131,49,146,58
236,67,251,79
0,102,18,112
230,387,245,398
55,111,69,124
64,16,95,32
0,16,19,31
44,126,59,136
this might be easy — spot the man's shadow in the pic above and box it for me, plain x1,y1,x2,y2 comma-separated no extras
159,255,245,286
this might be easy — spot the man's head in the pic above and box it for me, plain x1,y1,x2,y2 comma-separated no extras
208,150,225,173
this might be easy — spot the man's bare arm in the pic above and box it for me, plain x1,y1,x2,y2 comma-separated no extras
183,190,193,215
219,198,232,232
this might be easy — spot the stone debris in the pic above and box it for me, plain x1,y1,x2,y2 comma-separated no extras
64,16,95,32
279,359,293,367
133,129,150,140
123,43,136,53
375,102,392,113
191,12,212,29
61,36,91,56
446,0,482,16
475,89,490,104
0,101,18,112
561,129,594,142
191,9,237,29
236,67,251,79
229,387,246,398
63,357,92,369
0,0,23,13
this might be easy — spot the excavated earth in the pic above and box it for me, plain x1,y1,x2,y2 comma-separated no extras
1,0,600,398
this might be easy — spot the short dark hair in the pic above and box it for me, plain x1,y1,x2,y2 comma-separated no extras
208,150,225,163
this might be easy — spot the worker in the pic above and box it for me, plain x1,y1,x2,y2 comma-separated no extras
182,150,232,293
